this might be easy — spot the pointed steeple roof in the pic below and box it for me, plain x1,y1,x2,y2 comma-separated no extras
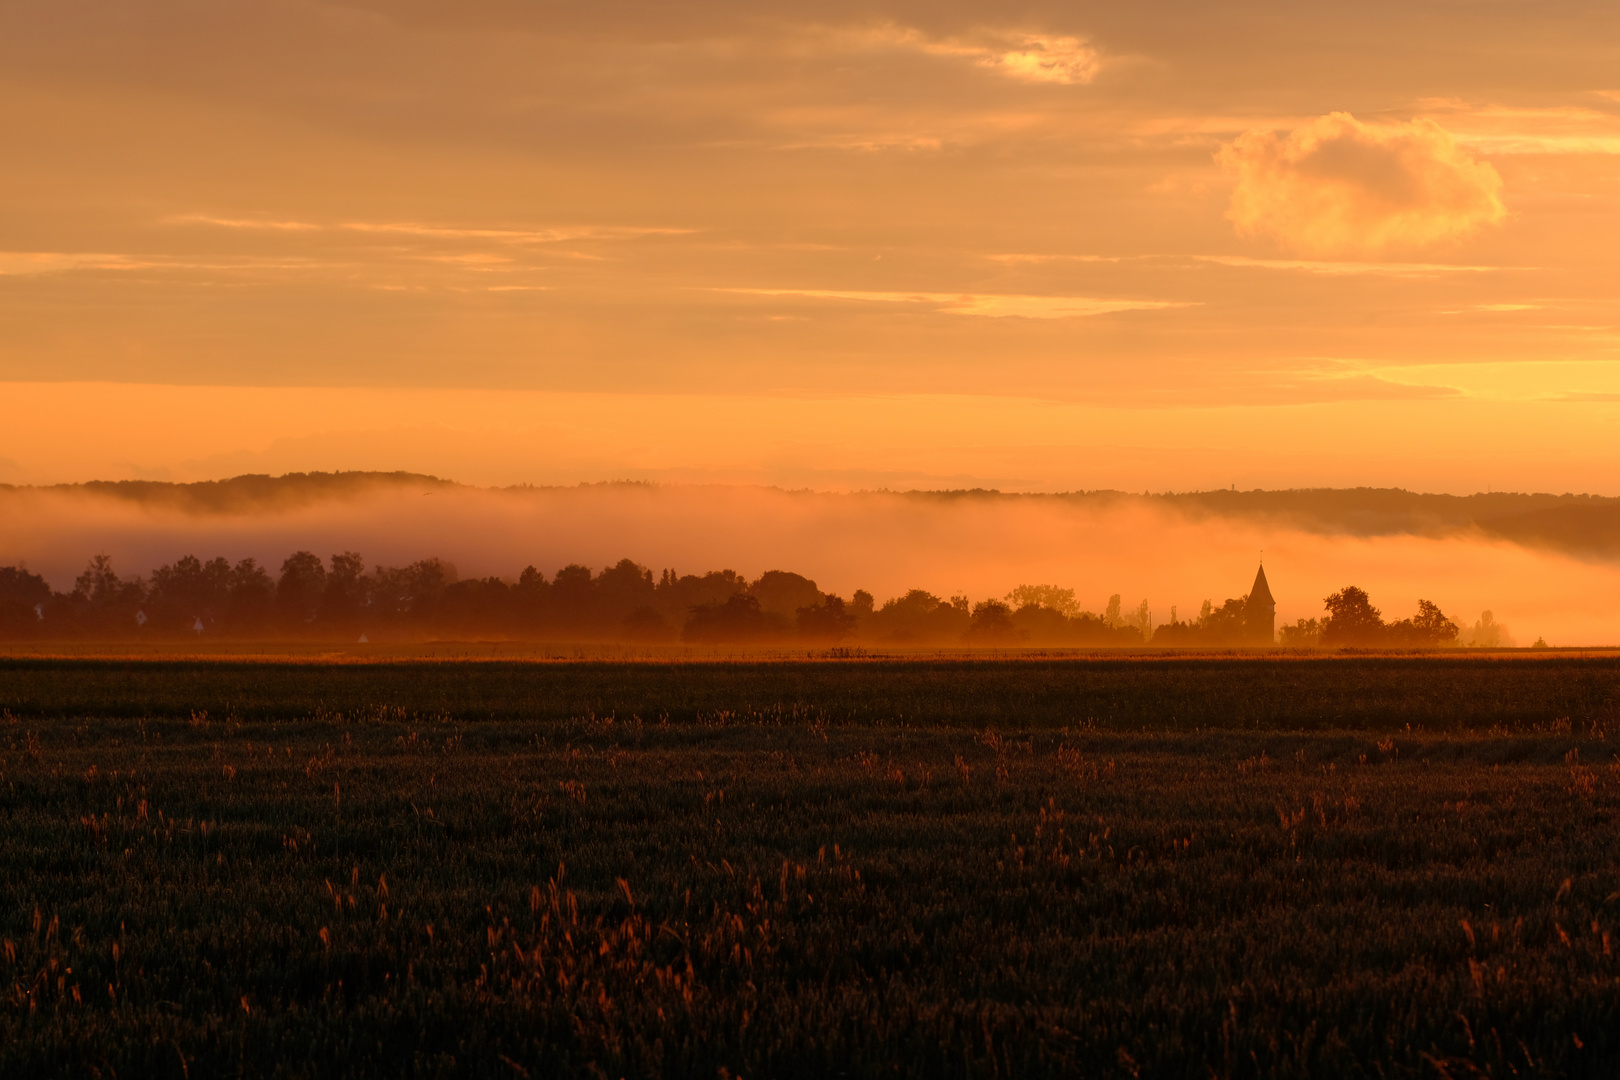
1249,562,1274,607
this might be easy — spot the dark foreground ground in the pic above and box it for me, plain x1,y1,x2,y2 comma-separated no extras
2,657,1619,1077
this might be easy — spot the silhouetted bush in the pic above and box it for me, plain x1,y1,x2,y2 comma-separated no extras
622,606,676,642
684,594,786,643
965,600,1022,645
0,566,49,636
796,595,857,643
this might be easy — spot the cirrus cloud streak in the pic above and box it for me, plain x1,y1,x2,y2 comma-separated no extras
713,288,1187,319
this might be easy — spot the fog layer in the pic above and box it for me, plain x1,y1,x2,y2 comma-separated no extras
2,478,1615,645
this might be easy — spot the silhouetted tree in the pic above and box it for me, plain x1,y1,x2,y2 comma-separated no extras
1278,618,1323,647
1151,597,1246,646
595,559,657,631
277,551,326,628
656,569,748,625
548,564,596,631
751,571,822,621
1149,618,1199,646
148,554,233,633
1005,584,1080,616
224,559,275,633
73,555,146,634
1010,602,1069,641
684,593,785,644
1202,597,1249,643
1463,610,1513,648
321,551,367,627
1127,598,1152,640
1385,599,1460,647
514,566,550,629
622,606,676,642
869,590,970,644
0,566,49,636
796,595,857,643
439,576,516,635
965,600,1022,645
370,559,455,622
1007,601,1140,646
1321,586,1384,646
1414,599,1457,641
75,555,127,607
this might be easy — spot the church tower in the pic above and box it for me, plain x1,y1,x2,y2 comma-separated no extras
1245,562,1276,645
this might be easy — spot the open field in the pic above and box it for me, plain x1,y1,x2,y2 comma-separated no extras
3,658,1620,1077
2,654,1619,731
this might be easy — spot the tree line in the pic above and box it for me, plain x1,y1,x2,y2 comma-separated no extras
1278,587,1475,648
0,552,1493,648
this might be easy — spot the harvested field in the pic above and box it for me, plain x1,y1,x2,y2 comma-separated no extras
1,657,1618,1077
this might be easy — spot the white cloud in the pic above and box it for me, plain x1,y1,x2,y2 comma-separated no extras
1217,112,1506,255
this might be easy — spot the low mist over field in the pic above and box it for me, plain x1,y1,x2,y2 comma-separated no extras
2,473,1617,644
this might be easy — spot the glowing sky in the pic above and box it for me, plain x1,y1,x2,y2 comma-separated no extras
3,1,1620,490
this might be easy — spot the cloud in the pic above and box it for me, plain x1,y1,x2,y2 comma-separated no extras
714,288,1186,319
984,253,1502,277
1281,372,1461,402
170,214,321,232
1547,392,1620,403
937,294,1179,318
0,252,138,275
965,34,1100,86
1193,255,1500,276
1414,101,1620,155
0,252,319,276
1217,112,1506,256
170,215,692,244
862,25,1101,85
985,253,1122,265
337,222,693,243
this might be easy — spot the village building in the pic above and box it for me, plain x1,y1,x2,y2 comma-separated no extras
1244,563,1275,645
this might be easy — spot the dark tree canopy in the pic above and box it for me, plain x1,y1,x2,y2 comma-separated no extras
683,594,785,644
965,600,1021,645
1322,586,1385,646
0,553,1484,651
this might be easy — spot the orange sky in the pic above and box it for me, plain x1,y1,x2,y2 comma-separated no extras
3,2,1620,490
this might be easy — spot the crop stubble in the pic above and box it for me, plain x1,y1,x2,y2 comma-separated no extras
1,657,1619,1077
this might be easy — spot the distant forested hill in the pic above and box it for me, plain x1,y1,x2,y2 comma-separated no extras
903,486,1620,560
1158,488,1620,558
0,471,461,514
5,473,1618,560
